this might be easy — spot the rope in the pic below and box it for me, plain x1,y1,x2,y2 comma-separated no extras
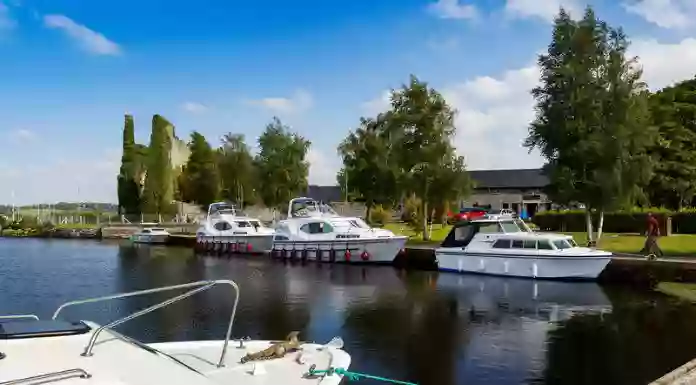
307,365,417,385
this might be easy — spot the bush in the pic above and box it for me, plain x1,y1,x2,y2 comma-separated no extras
369,205,392,226
532,208,672,234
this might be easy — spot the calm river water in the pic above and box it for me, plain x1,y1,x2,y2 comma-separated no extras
2,238,696,385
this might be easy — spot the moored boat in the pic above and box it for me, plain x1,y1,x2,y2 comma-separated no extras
271,198,407,263
130,223,170,244
434,215,612,280
0,280,351,385
196,202,275,253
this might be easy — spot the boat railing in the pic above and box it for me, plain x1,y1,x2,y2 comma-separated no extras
0,315,40,321
0,368,91,385
51,280,240,368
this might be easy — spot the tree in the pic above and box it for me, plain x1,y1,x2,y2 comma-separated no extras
388,75,466,240
218,133,257,206
117,115,141,216
141,114,175,216
647,78,696,210
525,7,654,242
338,115,399,220
178,132,220,208
255,117,311,208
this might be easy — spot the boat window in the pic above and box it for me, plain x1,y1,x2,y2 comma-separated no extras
441,224,477,248
500,221,521,233
274,235,289,241
493,239,511,248
514,219,533,232
568,238,578,247
511,240,524,248
141,229,151,234
538,240,554,250
214,221,233,231
151,228,165,232
523,240,537,249
553,239,572,249
349,219,370,229
300,222,334,234
479,223,501,233
235,221,252,228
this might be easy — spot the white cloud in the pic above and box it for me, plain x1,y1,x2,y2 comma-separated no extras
43,14,121,55
361,90,391,116
181,101,209,114
248,89,313,114
504,0,581,22
623,0,696,29
307,147,341,186
0,2,16,31
8,128,37,142
632,38,696,89
428,0,479,20
0,148,119,204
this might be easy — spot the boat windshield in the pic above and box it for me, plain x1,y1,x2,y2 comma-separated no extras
211,203,236,215
553,239,573,249
500,220,523,233
349,219,370,229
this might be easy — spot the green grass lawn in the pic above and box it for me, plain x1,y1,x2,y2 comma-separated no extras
382,222,696,256
656,282,696,302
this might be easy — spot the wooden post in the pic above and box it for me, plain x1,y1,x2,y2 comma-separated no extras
666,215,672,237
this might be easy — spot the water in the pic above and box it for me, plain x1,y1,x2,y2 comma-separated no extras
2,239,696,385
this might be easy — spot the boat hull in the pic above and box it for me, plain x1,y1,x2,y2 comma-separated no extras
435,250,611,280
131,234,170,244
196,234,275,253
272,237,408,263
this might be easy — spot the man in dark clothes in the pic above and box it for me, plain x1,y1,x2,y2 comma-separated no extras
640,212,663,258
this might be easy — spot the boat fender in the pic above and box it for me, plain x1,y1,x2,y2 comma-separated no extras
345,250,351,262
220,242,228,253
301,249,308,261
360,251,369,261
329,249,336,262
291,250,298,260
285,249,291,259
246,243,253,253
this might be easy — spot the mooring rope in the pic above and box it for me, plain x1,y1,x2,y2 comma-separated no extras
307,365,417,385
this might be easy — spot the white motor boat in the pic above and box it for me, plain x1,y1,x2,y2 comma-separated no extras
196,202,276,253
0,280,351,385
271,198,407,263
435,214,612,280
130,223,170,244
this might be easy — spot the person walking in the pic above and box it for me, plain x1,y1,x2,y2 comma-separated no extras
640,212,663,259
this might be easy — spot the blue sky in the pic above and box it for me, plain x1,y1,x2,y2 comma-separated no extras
1,0,696,204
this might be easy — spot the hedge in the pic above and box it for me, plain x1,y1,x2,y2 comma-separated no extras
532,208,696,234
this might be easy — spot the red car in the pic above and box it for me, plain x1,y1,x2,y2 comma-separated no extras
448,207,488,224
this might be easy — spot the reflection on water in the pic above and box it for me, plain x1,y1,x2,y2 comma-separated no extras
2,238,696,385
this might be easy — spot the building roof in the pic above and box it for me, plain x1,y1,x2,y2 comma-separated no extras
305,185,343,203
469,168,548,189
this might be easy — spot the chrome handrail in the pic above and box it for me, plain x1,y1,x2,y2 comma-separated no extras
0,368,91,385
0,315,40,321
51,280,240,368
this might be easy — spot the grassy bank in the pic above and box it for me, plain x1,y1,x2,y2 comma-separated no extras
383,222,696,255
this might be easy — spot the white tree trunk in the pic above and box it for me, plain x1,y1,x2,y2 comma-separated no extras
585,209,594,245
596,210,605,244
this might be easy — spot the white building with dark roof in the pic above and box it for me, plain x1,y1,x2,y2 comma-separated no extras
463,168,551,217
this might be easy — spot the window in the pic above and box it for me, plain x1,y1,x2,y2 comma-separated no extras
214,221,232,231
493,239,511,249
523,240,536,249
553,239,571,249
274,235,289,241
538,240,554,250
454,226,474,241
235,221,251,228
511,240,523,248
479,224,501,233
568,238,578,247
141,229,151,234
300,222,334,234
500,221,521,233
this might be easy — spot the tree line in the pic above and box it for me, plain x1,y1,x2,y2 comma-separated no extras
117,115,311,217
525,6,696,242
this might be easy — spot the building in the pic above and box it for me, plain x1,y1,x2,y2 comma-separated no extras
305,168,552,217
463,168,551,217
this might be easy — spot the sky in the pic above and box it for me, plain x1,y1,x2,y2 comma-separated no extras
1,0,696,205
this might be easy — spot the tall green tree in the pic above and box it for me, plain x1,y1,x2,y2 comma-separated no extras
179,132,220,208
525,7,654,242
647,78,696,210
141,114,175,216
218,133,257,206
338,115,399,220
117,114,141,216
388,75,468,240
255,117,311,208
